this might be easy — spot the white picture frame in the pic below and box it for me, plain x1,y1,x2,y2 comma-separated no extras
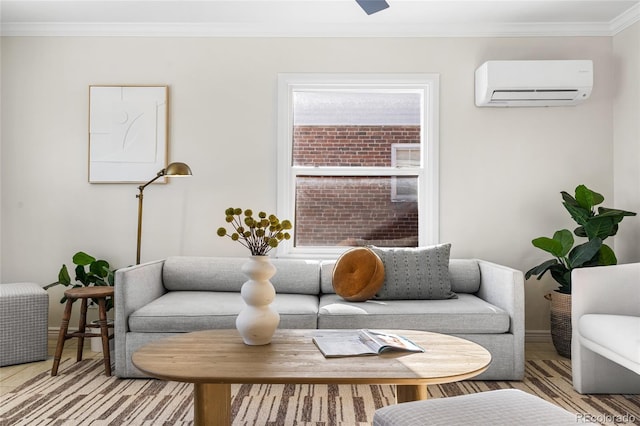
88,85,168,183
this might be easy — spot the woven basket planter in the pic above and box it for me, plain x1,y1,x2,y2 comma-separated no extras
546,292,572,358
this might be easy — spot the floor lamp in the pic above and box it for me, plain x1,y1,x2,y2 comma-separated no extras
136,162,192,264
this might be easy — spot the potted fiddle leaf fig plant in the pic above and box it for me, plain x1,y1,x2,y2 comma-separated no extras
525,184,636,357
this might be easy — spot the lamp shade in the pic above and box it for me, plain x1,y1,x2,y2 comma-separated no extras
164,162,192,177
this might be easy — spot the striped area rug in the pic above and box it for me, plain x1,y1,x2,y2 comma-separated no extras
1,358,639,425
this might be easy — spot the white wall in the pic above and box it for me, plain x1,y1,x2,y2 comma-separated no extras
1,36,615,331
613,21,640,263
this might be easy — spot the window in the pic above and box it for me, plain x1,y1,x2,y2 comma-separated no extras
391,144,420,202
277,74,439,257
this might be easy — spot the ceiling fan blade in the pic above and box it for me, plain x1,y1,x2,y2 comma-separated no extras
356,0,390,15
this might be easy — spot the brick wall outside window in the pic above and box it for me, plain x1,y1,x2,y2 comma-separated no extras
293,125,420,167
293,125,420,247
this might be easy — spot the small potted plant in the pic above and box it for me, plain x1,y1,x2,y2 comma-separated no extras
525,185,636,357
45,251,115,351
45,251,115,309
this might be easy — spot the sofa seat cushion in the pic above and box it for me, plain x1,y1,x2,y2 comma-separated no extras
578,314,640,373
129,291,319,332
318,294,509,334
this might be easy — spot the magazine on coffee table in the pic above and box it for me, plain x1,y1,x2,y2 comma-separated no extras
312,329,424,358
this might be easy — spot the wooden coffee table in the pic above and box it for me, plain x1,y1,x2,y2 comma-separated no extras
132,329,491,426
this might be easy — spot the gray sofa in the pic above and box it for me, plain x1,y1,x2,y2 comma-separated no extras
115,256,524,380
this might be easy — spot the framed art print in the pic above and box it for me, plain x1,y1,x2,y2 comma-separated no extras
89,85,168,183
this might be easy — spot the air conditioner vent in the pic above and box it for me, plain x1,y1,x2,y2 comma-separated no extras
475,60,593,107
491,90,579,101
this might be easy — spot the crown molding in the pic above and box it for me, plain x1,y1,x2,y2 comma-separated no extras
2,0,639,38
0,20,629,38
610,3,640,35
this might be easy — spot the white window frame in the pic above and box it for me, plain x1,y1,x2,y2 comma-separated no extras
391,143,420,202
276,73,440,258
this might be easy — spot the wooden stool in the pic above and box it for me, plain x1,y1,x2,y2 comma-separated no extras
51,286,114,376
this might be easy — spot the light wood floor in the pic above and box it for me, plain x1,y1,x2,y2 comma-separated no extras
0,335,563,397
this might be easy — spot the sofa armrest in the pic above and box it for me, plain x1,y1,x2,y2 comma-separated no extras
114,259,167,377
114,259,167,336
475,259,525,336
571,263,640,320
475,260,525,379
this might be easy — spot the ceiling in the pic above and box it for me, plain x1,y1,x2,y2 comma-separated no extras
1,0,639,37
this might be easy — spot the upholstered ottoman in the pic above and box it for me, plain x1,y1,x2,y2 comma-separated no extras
373,389,577,426
0,282,49,366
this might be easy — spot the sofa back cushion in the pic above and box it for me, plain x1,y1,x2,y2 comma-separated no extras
163,256,320,295
449,259,481,293
320,258,480,295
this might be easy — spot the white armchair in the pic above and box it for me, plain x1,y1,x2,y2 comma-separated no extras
571,263,640,394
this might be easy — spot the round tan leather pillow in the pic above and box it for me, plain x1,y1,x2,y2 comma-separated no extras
332,247,385,302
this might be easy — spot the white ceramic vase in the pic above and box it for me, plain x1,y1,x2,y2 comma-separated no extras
236,255,280,345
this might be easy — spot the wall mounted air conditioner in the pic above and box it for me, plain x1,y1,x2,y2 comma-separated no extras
475,60,593,107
